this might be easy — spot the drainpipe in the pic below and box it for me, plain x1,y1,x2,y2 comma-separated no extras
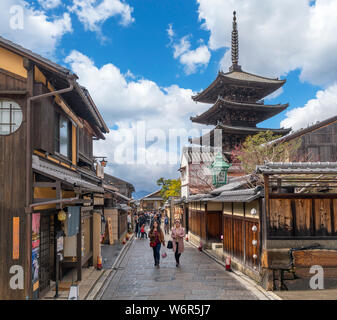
25,74,76,299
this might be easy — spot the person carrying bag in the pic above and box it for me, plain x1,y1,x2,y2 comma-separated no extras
171,219,185,267
148,220,165,267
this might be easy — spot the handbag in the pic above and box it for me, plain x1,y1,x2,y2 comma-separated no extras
167,240,173,249
150,240,156,247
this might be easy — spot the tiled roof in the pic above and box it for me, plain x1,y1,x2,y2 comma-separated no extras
208,186,262,203
256,162,337,174
221,70,285,84
267,114,337,146
211,175,251,195
113,191,131,201
140,189,163,200
187,186,262,203
32,155,104,193
182,146,227,164
190,97,288,125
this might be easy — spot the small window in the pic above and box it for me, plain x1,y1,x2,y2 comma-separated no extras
54,112,71,158
0,100,23,135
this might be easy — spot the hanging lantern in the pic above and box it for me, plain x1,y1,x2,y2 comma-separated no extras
100,158,107,167
210,152,231,188
58,209,66,221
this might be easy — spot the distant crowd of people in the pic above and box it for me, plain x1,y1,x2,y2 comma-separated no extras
133,211,164,239
132,211,185,268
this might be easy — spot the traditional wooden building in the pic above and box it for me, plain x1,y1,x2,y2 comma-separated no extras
189,11,290,153
272,114,337,162
139,190,164,212
103,174,134,244
103,173,135,198
0,36,109,299
257,162,337,290
187,163,337,290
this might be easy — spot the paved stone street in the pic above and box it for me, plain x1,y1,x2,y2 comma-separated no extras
100,233,259,300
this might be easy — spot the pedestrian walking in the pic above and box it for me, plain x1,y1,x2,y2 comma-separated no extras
137,214,144,238
171,219,185,267
150,213,160,228
164,214,169,234
127,213,132,232
148,221,165,267
140,224,147,239
134,214,139,238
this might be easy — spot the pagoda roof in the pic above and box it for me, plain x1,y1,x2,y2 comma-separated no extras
192,70,286,104
190,97,289,125
190,124,291,146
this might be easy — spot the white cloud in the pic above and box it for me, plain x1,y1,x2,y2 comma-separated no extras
37,0,62,10
280,83,337,131
0,0,72,57
197,0,337,86
65,50,207,125
65,51,209,191
172,34,211,75
69,0,134,34
167,23,175,40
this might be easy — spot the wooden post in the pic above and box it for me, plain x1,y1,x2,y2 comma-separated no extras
231,202,234,256
77,210,82,282
204,201,209,243
24,58,34,299
263,174,270,241
243,202,246,265
89,212,93,266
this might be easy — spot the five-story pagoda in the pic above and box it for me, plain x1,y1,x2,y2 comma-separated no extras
189,11,291,152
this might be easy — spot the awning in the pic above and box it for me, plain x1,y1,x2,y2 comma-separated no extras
32,155,104,193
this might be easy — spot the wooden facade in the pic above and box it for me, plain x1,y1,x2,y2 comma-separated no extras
0,38,108,299
139,190,164,212
0,69,28,299
188,199,261,271
222,201,261,270
281,115,337,162
258,163,337,290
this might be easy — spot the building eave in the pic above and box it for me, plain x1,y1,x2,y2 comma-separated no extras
190,97,289,125
192,70,286,104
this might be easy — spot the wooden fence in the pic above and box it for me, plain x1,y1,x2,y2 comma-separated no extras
118,210,127,239
267,194,337,238
222,201,261,270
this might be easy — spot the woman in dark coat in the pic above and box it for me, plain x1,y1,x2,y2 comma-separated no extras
148,221,165,267
134,215,139,238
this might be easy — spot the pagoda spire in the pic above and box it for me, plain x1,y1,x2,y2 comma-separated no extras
229,11,242,72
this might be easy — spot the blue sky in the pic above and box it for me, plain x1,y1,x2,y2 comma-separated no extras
1,0,337,194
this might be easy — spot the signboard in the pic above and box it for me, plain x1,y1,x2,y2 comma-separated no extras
32,213,40,295
13,217,20,260
107,217,113,245
57,237,64,252
96,162,104,179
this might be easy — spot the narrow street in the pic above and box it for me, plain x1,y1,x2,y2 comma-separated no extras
99,231,259,300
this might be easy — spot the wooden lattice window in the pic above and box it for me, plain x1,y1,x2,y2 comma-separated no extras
0,100,23,135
